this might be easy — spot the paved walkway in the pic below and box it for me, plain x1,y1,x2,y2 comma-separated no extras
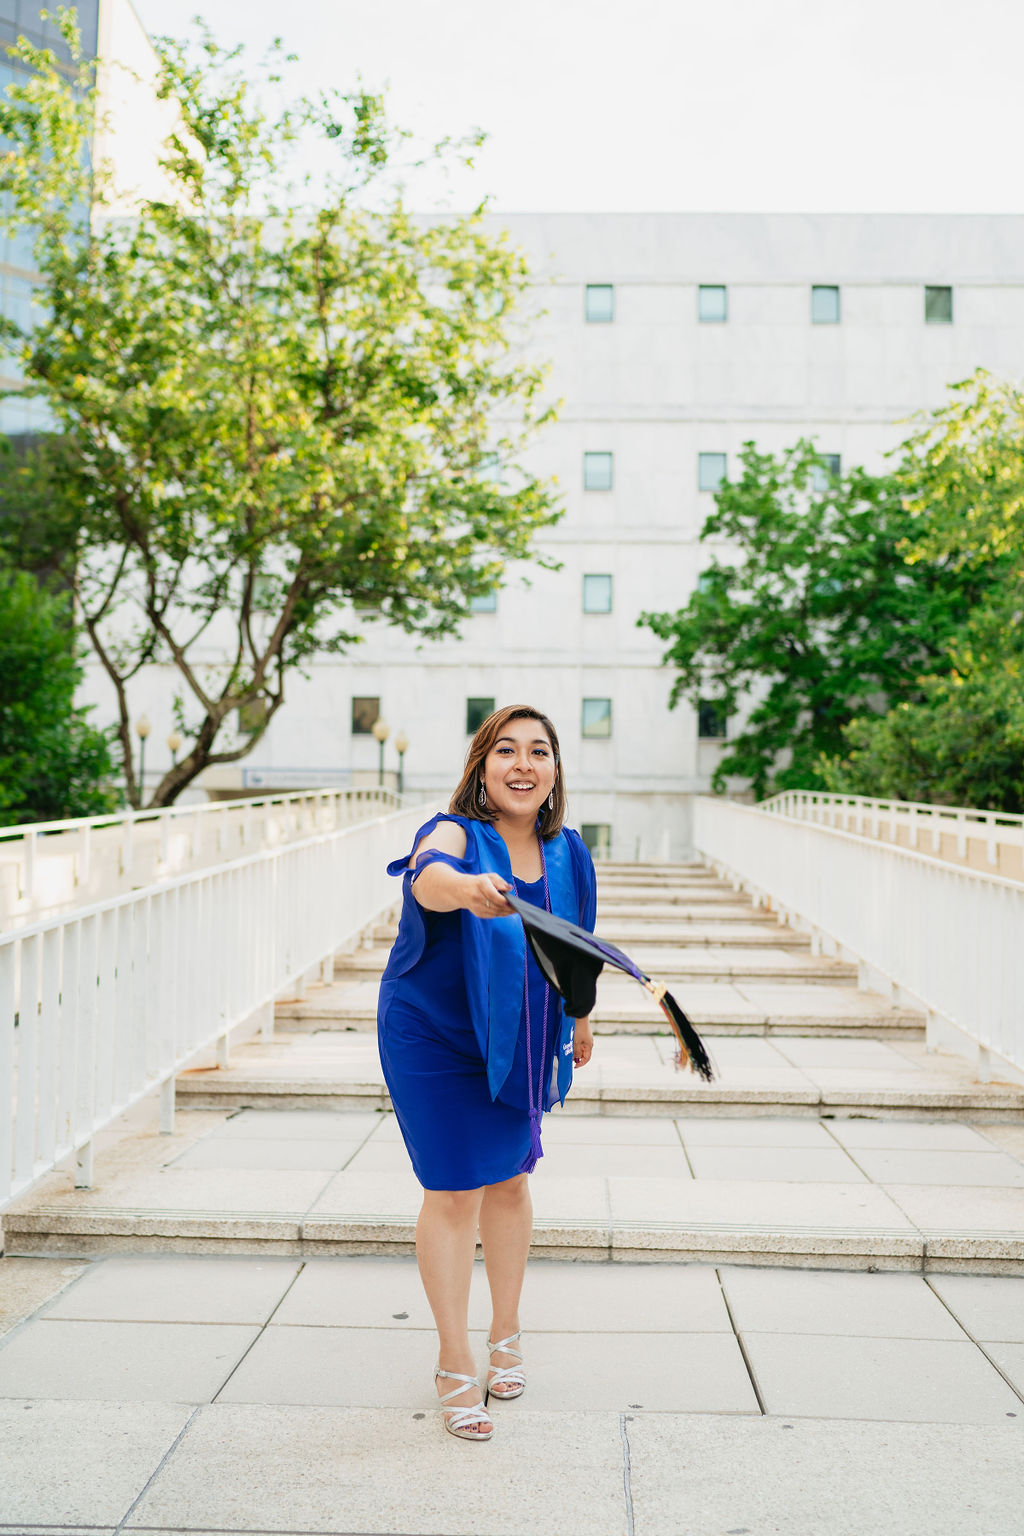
3,857,1023,1532
1,1246,1023,1534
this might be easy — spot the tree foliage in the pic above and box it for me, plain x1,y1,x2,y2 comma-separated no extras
0,9,560,807
824,374,1024,810
0,567,117,825
640,439,994,799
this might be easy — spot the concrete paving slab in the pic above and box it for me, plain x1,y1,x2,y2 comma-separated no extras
737,983,924,1025
11,1167,334,1214
489,1329,758,1414
626,1416,1024,1536
928,1275,1024,1341
533,1142,691,1179
127,1403,627,1535
273,1256,447,1330
828,1119,1001,1152
215,1322,455,1406
0,1318,259,1401
885,1184,1024,1250
0,1398,191,1529
674,1117,838,1148
532,1113,683,1145
983,1124,1024,1161
607,1177,920,1254
0,1256,87,1336
685,1146,867,1183
773,1037,921,1068
720,1266,967,1339
852,1149,1024,1187
307,1169,424,1219
343,1138,422,1173
741,1332,1024,1421
168,1137,366,1171
520,1260,732,1333
43,1255,301,1324
983,1341,1024,1397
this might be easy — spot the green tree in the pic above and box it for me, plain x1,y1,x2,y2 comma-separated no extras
0,10,559,807
640,440,991,799
824,373,1024,810
0,567,117,824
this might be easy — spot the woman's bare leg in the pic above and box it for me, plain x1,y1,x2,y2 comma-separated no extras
417,1187,488,1432
478,1173,533,1395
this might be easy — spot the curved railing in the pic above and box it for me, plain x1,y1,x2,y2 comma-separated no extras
760,790,1024,879
0,786,410,927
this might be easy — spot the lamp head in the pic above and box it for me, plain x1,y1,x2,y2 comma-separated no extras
135,715,152,740
371,718,390,744
394,731,409,755
167,730,183,753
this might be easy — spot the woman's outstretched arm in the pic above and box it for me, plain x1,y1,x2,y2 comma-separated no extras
410,820,512,917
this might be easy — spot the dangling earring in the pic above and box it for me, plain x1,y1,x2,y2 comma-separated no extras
478,781,486,807
548,789,555,810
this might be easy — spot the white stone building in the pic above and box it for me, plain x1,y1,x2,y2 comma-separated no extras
190,212,1019,857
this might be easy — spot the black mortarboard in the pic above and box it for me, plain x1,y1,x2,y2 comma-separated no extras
505,894,714,1081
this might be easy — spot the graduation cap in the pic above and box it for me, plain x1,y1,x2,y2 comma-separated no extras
504,894,715,1081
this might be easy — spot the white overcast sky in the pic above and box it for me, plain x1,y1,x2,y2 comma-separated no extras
132,0,1023,214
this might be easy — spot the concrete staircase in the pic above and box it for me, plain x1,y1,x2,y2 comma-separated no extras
4,861,1023,1273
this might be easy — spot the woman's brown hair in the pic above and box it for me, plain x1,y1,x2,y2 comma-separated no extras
449,704,566,839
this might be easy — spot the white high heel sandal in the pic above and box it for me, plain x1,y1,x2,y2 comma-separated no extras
434,1366,494,1441
486,1331,526,1400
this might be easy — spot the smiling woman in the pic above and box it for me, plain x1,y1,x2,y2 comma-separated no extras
376,703,597,1442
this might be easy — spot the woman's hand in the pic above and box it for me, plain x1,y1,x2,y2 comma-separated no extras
573,1017,594,1068
462,872,513,919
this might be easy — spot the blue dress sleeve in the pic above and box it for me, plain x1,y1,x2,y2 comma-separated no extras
386,813,471,880
562,825,598,931
381,814,473,982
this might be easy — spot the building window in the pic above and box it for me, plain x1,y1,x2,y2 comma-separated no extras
698,452,727,492
811,454,841,491
698,699,728,739
470,591,498,613
352,696,380,736
585,284,614,323
583,451,613,491
466,697,495,734
582,574,613,613
698,285,727,323
925,285,953,324
581,823,612,858
811,285,840,324
581,698,612,738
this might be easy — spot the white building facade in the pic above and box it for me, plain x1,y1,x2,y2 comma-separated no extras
83,212,1024,855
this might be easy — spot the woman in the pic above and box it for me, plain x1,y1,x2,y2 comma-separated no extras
377,703,597,1441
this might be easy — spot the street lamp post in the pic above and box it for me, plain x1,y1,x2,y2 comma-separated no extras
135,715,151,804
371,717,390,788
394,730,409,796
167,730,183,767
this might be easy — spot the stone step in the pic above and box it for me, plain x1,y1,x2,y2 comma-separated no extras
277,977,925,1038
6,1092,1023,1273
335,945,859,986
371,919,806,947
169,1033,1021,1120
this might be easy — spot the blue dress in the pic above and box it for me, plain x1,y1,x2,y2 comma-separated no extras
376,814,598,1191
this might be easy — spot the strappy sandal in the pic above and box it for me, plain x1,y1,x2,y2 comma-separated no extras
486,1331,526,1400
435,1366,494,1441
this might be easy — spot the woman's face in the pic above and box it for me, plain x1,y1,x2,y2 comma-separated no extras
481,717,557,824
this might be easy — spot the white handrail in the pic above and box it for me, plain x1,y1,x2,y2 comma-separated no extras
761,789,1024,869
0,801,427,1215
1,786,411,924
694,795,1024,1083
